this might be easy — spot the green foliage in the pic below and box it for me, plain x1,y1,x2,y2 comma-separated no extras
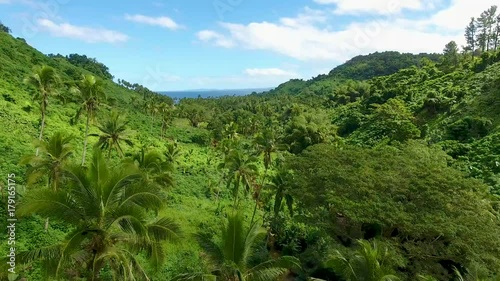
327,240,401,281
56,53,113,80
21,131,74,191
190,210,301,281
17,150,182,280
2,19,500,280
351,99,421,146
180,101,209,128
284,111,336,154
325,51,441,81
91,110,134,158
447,116,492,141
288,143,500,279
0,21,11,33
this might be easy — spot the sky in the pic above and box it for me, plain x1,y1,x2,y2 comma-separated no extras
0,0,498,91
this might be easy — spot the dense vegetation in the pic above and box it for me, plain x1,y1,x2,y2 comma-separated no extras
1,5,500,281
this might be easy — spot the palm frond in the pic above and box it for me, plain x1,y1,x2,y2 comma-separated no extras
246,256,301,281
195,232,225,266
18,189,83,223
147,217,182,242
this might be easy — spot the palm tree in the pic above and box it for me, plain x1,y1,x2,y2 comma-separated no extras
20,132,74,232
266,170,294,217
71,74,107,165
327,240,400,281
144,97,160,134
21,132,74,192
91,111,134,158
159,102,175,139
218,149,259,206
18,150,181,280
165,140,181,166
181,211,300,281
125,147,174,189
250,130,288,224
24,65,60,156
253,129,287,171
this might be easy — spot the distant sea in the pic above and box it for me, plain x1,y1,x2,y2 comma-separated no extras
158,88,273,100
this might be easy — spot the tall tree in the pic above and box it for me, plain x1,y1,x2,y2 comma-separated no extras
219,149,259,206
442,41,460,71
21,132,74,231
486,6,498,51
125,147,174,189
18,150,181,280
71,74,106,165
159,102,174,139
494,15,500,50
21,132,74,192
91,111,134,158
477,13,489,52
24,65,60,156
476,6,498,52
465,17,477,55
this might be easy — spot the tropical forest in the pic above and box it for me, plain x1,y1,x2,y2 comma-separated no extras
1,3,500,281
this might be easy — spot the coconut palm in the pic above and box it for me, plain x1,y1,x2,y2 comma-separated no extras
18,150,181,280
218,149,259,206
180,211,300,281
125,147,174,189
327,240,400,281
144,98,160,133
165,140,181,165
250,130,288,224
21,132,74,192
24,65,60,156
159,102,174,138
71,74,107,165
266,170,294,217
20,132,74,231
91,111,134,158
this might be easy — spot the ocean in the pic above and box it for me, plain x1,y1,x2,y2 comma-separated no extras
158,88,272,99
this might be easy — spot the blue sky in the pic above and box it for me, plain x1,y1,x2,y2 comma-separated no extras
0,0,498,90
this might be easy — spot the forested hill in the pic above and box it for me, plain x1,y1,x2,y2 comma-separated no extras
325,51,442,80
261,51,442,97
1,5,500,281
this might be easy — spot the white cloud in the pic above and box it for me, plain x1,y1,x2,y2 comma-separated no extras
313,0,426,15
422,0,500,31
244,68,297,77
37,19,129,43
196,1,500,63
124,14,182,30
279,7,328,27
197,30,235,47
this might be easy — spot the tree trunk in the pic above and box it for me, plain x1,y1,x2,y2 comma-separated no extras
82,114,90,165
36,109,46,156
44,217,50,232
250,168,268,226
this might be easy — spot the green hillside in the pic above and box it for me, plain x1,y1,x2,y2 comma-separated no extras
1,7,500,280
